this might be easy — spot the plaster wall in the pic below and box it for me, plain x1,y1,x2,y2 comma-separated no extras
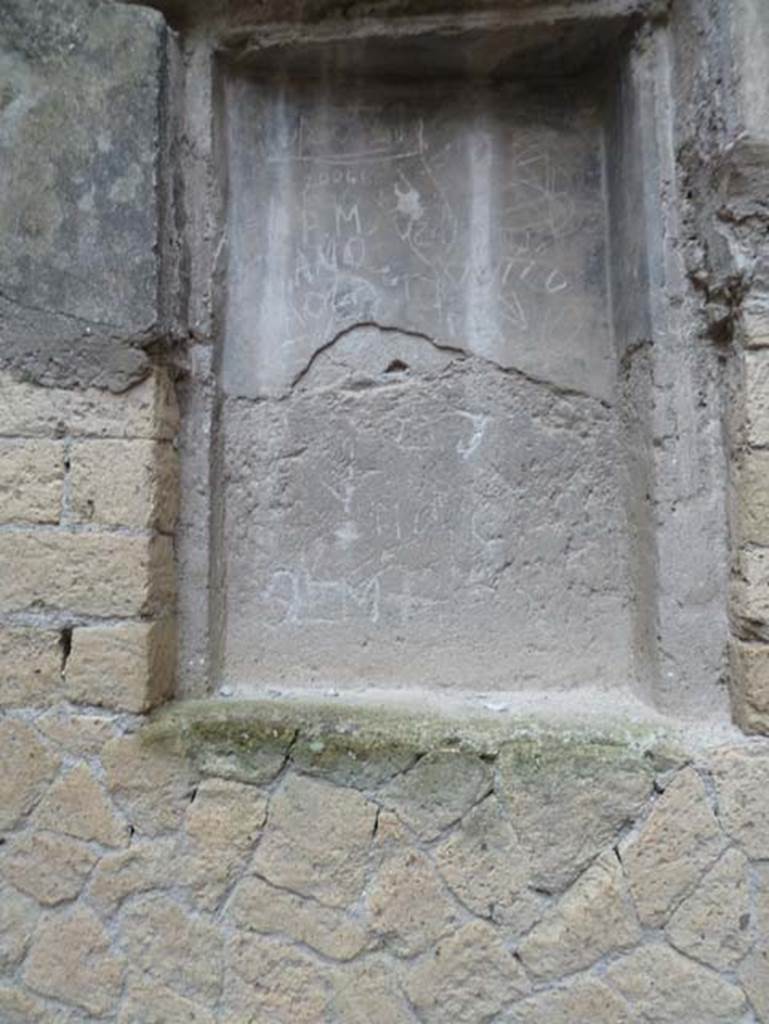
218,73,634,691
2,1,769,1022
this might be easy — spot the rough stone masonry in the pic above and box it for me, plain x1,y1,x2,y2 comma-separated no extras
2,0,769,1021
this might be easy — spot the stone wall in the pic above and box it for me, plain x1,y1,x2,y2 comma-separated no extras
1,698,769,1023
2,0,769,1021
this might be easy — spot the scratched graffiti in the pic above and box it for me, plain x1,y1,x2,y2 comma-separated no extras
219,342,633,690
224,78,614,401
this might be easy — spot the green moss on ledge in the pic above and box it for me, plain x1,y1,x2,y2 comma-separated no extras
142,695,687,787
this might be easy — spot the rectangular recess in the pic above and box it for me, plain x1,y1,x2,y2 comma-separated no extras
213,59,640,694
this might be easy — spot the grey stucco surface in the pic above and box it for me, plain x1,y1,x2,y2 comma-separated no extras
0,0,170,390
223,77,613,402
215,71,633,692
219,325,633,691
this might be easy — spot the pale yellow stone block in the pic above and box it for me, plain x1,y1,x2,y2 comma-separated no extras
435,794,545,933
34,763,129,847
518,851,641,980
509,977,633,1024
605,943,746,1023
743,349,769,445
731,545,769,625
69,438,178,531
224,932,333,1024
36,711,119,757
0,530,174,616
0,439,62,523
729,638,769,733
118,977,215,1024
0,718,59,829
252,774,377,908
665,848,751,970
87,838,178,916
118,894,223,1001
227,875,368,960
0,368,178,439
3,831,98,905
102,732,195,836
66,618,175,712
366,847,459,957
743,300,769,348
405,920,530,1024
734,450,769,546
619,767,725,926
0,984,48,1023
738,863,769,1022
0,626,62,707
332,957,415,1024
0,887,40,971
22,907,124,1017
183,777,267,909
712,747,769,858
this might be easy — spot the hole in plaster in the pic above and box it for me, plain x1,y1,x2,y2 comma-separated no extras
59,627,72,674
384,358,409,373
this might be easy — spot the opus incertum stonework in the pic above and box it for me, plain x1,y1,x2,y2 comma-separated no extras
1,0,769,1021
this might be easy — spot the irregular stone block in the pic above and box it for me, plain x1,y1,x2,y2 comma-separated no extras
224,932,333,1023
227,875,368,960
741,299,769,348
0,530,174,616
730,0,769,146
739,947,769,1024
434,794,545,933
0,439,63,523
742,349,769,445
3,830,97,905
102,733,196,837
731,546,769,627
66,618,176,713
253,774,376,907
381,749,491,840
34,763,129,847
0,886,40,971
665,847,752,970
332,956,414,1024
0,626,62,708
36,711,118,757
183,777,267,908
87,838,179,916
118,894,223,1001
605,943,747,1024
738,864,769,1023
734,450,769,546
118,977,215,1024
366,847,460,956
404,920,530,1024
507,976,633,1024
22,906,124,1017
519,851,641,980
0,369,179,440
619,767,725,926
496,736,654,891
0,0,170,390
729,638,769,733
712,747,769,858
0,985,48,1024
69,439,179,532
290,733,417,789
0,718,59,829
